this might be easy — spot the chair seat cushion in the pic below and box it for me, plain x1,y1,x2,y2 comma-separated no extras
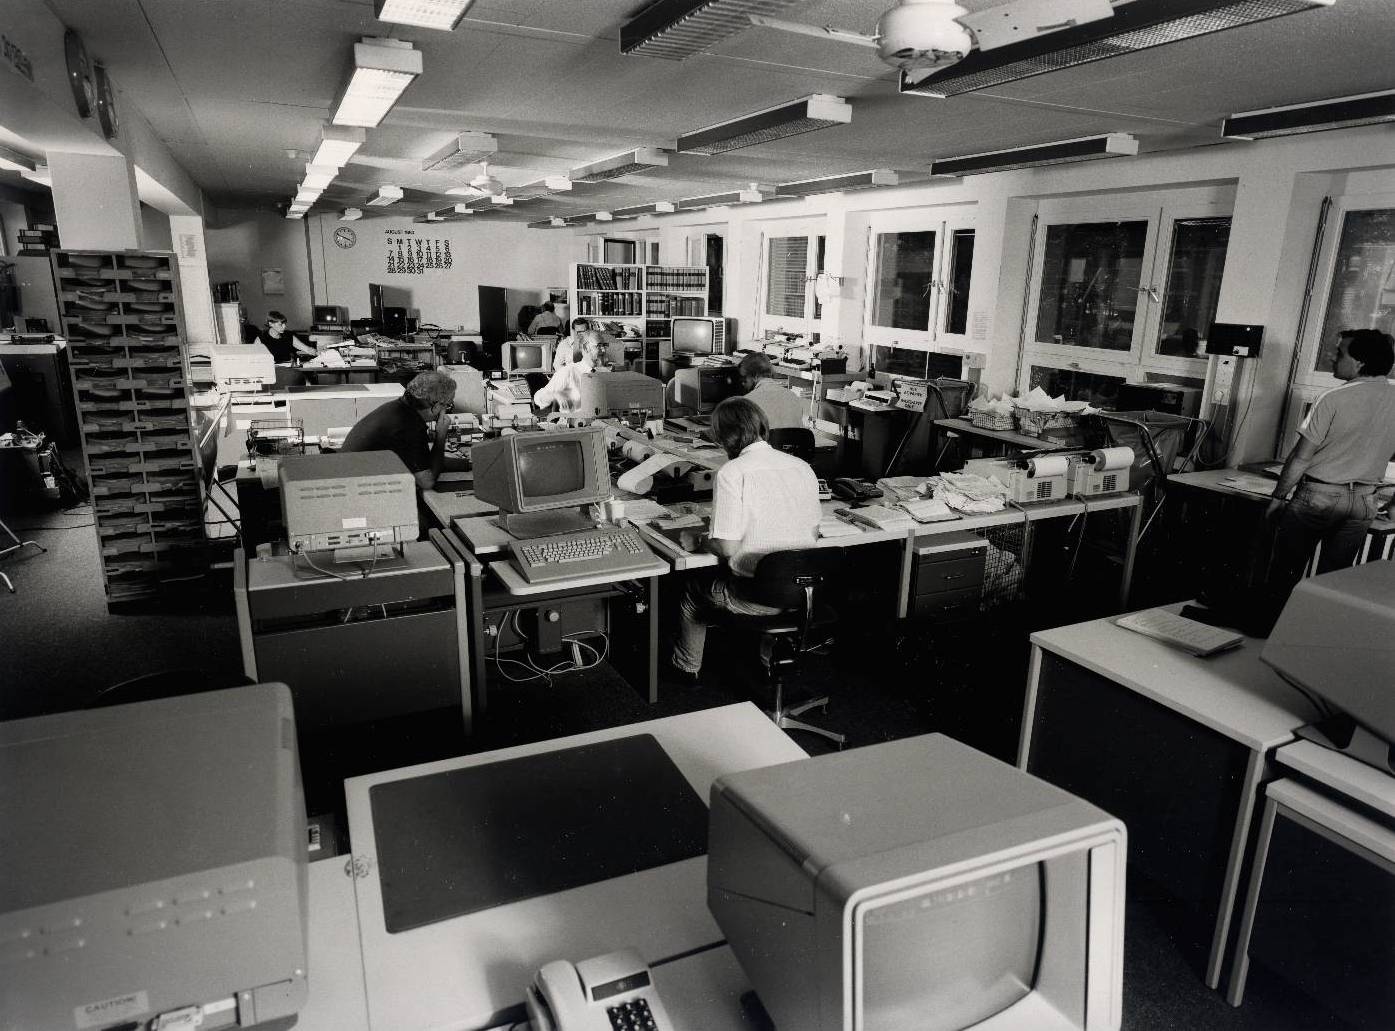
724,603,837,636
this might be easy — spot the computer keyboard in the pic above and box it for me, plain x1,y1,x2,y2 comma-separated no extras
510,527,658,584
1114,608,1244,657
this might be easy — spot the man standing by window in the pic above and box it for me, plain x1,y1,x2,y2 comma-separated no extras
1266,328,1395,610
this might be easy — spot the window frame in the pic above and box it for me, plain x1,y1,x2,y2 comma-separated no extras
1292,189,1395,393
1020,188,1233,393
860,208,977,355
755,220,826,337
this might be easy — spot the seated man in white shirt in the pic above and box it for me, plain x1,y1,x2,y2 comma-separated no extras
738,353,807,430
670,396,821,683
533,329,604,412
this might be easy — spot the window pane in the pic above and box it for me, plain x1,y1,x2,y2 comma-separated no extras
1035,221,1148,351
1313,208,1395,374
765,236,808,319
705,234,724,315
1156,218,1230,358
872,231,935,330
813,235,827,322
1029,365,1126,408
603,239,635,264
946,229,975,336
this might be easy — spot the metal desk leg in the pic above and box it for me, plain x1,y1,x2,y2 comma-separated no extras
1226,794,1281,1006
646,575,659,704
1018,644,1044,769
431,529,475,737
897,532,915,620
1207,749,1266,989
1120,498,1143,609
232,547,258,680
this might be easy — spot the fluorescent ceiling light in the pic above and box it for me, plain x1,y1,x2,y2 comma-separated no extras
20,165,52,187
375,0,474,31
777,169,898,197
339,207,364,221
312,124,366,168
610,201,677,217
543,176,573,192
1223,89,1395,140
902,0,1335,98
414,211,446,223
528,217,570,229
367,185,404,206
294,187,323,204
620,0,805,59
0,144,37,174
286,211,306,220
332,38,423,128
676,95,851,156
569,148,669,183
421,131,497,172
593,211,614,222
302,164,338,190
432,203,474,220
677,184,775,210
929,133,1139,177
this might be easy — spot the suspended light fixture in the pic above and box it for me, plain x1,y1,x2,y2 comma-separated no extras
312,124,366,168
375,0,475,31
366,185,404,206
331,38,423,128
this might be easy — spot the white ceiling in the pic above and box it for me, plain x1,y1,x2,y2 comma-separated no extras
36,0,1395,221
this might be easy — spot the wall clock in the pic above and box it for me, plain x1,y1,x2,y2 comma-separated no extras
334,227,358,249
63,29,96,120
94,64,119,140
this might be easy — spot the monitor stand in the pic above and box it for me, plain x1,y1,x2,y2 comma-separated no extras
496,507,596,538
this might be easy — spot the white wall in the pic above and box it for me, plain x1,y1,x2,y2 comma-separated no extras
306,215,570,331
140,204,173,251
205,211,314,328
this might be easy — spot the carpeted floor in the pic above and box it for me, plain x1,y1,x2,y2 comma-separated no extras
0,501,1365,1030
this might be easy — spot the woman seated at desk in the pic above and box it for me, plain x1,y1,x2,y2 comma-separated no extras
533,330,606,413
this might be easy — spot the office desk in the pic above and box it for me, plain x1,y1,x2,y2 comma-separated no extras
934,417,1068,458
342,703,805,1031
639,493,1143,615
1019,609,1313,990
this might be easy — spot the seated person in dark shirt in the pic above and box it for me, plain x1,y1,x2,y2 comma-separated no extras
254,310,317,364
341,370,461,491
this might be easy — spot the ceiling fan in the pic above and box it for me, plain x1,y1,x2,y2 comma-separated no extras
446,160,504,199
749,0,1115,73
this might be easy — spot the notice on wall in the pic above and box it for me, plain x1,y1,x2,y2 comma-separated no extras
384,228,452,275
971,310,991,342
261,267,285,295
176,232,202,262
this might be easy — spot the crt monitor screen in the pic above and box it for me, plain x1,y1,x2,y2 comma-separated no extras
672,318,715,354
517,439,585,499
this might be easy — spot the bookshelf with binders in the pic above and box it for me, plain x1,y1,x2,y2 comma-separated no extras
568,262,709,376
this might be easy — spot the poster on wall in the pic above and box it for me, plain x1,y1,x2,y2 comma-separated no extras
385,228,452,275
261,267,285,295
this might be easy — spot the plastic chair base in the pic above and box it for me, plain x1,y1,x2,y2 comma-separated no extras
771,696,845,748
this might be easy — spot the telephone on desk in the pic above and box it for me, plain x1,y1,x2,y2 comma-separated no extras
831,477,883,502
526,948,672,1031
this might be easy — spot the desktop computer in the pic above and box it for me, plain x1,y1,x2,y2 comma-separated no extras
673,365,740,416
0,684,309,1031
279,451,418,555
471,425,658,583
709,732,1126,1031
313,304,349,331
571,370,665,420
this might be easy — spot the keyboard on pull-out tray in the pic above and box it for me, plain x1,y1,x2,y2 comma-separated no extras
509,527,658,584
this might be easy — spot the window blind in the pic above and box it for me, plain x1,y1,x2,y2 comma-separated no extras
765,236,808,319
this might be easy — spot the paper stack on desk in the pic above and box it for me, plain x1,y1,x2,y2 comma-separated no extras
817,518,863,539
840,505,915,531
899,498,958,523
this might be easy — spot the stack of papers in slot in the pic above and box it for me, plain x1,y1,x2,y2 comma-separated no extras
841,505,915,531
899,498,958,523
1114,609,1244,657
817,518,863,539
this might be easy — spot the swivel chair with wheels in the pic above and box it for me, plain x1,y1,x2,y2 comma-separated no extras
0,518,44,594
768,427,815,463
723,548,846,748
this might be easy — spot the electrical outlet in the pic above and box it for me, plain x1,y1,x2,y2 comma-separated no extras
1211,355,1237,407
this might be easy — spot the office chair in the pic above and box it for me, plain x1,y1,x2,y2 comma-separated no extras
719,548,847,748
768,427,815,463
0,518,45,594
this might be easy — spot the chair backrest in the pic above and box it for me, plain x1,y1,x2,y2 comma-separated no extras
768,427,815,462
748,547,844,612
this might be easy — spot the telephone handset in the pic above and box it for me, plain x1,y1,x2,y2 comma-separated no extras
526,948,672,1031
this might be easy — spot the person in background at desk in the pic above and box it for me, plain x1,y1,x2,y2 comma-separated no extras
341,370,465,492
1265,328,1395,611
533,330,604,412
738,352,807,430
526,302,561,337
669,396,821,685
253,310,317,364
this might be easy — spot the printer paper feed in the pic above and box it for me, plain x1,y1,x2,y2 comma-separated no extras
617,453,692,494
1090,447,1133,472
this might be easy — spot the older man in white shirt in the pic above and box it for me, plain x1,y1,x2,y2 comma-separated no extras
533,330,604,412
669,396,821,682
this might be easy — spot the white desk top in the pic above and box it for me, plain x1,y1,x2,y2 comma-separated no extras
344,703,805,1031
297,859,371,1031
1265,777,1395,864
1275,740,1395,821
1030,605,1316,753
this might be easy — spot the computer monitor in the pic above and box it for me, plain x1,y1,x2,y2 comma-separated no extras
506,340,550,373
709,733,1125,1031
472,426,612,536
673,365,740,415
671,316,724,356
1261,562,1395,774
313,304,348,328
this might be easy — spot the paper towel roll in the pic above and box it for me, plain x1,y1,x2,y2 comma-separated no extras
1090,446,1133,471
1026,455,1069,478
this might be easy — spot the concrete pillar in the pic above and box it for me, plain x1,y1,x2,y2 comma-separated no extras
169,214,217,346
47,151,141,251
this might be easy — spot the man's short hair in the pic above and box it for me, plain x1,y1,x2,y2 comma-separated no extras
403,370,458,410
267,310,287,324
738,352,773,390
1343,329,1395,377
712,396,768,455
541,302,554,313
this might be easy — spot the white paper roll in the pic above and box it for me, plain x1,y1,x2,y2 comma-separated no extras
616,454,693,495
620,439,655,463
1090,446,1134,471
1027,455,1069,478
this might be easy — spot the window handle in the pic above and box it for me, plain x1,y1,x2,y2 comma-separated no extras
1136,285,1161,304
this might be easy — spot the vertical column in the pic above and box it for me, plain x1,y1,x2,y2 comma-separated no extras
47,151,141,251
169,214,216,346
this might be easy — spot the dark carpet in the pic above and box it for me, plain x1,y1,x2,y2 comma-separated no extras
0,503,1367,1031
